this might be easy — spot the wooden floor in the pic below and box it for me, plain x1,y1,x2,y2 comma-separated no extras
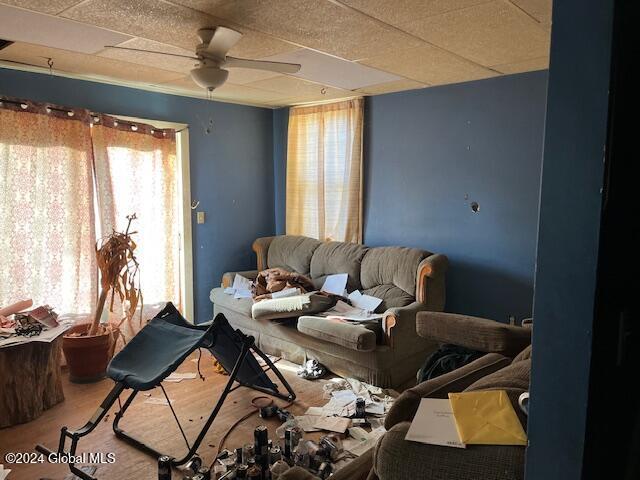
0,353,330,480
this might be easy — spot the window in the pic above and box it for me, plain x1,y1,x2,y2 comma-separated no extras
286,98,364,243
0,100,192,323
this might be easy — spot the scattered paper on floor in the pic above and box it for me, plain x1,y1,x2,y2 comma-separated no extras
165,372,198,382
143,397,172,406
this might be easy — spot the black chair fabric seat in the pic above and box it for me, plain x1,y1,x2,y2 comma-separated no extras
107,306,212,390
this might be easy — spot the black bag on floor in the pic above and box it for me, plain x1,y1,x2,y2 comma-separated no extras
417,344,483,383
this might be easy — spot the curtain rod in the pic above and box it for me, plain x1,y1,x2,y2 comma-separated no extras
0,96,187,134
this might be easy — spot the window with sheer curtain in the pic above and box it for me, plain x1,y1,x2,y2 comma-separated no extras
286,98,364,243
0,100,179,321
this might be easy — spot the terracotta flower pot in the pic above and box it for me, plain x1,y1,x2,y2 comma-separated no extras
62,323,114,383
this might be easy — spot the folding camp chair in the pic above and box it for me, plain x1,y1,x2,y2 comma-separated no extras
35,303,295,480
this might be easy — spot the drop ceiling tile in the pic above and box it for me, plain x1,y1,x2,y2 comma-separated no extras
510,0,552,27
0,4,131,54
0,0,83,15
228,32,299,60
225,68,281,85
97,38,197,74
360,44,497,86
245,75,351,99
0,42,185,84
492,56,549,74
212,0,423,60
339,0,491,27
61,0,297,61
354,79,427,95
262,48,403,90
161,76,287,105
61,0,220,51
165,0,230,14
400,0,550,67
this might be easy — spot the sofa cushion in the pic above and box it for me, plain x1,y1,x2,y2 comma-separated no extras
267,236,322,274
210,287,252,317
252,293,335,321
374,421,525,480
297,316,377,352
310,241,369,292
513,345,532,363
361,284,414,312
361,247,429,298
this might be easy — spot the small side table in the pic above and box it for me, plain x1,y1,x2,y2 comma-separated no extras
0,335,65,428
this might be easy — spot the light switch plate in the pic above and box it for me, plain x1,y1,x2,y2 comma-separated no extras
196,212,205,224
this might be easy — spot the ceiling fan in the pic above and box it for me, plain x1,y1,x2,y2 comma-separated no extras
105,26,301,91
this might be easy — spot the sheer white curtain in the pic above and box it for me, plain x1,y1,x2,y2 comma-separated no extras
286,98,364,243
91,123,180,324
0,103,179,323
0,107,97,314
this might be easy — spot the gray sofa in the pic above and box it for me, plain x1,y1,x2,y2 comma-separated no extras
210,235,448,388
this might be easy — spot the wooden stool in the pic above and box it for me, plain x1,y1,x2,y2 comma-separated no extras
0,336,64,428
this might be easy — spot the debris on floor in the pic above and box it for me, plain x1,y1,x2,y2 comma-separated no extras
296,359,327,379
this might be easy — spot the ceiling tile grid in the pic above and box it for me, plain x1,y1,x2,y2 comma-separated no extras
0,0,552,107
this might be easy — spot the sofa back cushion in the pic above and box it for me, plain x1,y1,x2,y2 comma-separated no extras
360,247,430,310
267,236,322,275
310,241,369,291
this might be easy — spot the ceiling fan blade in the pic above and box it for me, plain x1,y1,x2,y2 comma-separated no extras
103,45,199,60
224,56,301,74
204,26,243,59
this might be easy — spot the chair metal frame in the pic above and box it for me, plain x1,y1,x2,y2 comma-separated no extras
36,319,295,480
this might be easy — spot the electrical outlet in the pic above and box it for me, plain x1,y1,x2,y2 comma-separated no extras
196,211,205,224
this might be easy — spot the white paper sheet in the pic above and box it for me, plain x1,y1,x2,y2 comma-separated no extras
295,415,322,432
231,274,253,299
164,372,198,383
365,401,385,415
305,407,324,416
405,398,465,448
345,427,386,456
348,290,383,312
321,300,383,322
313,416,351,433
321,273,348,296
332,389,358,406
271,287,301,299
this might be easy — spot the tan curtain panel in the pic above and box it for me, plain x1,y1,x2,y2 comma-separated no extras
286,98,364,243
92,123,180,322
0,108,97,314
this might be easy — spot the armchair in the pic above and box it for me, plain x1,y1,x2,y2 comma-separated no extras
372,312,532,480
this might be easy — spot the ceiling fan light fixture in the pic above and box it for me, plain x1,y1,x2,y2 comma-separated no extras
190,66,229,91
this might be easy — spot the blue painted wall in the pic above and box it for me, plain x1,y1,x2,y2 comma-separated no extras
526,0,614,477
0,68,275,323
273,107,288,235
274,71,548,321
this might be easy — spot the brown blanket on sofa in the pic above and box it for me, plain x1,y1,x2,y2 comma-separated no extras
252,268,316,301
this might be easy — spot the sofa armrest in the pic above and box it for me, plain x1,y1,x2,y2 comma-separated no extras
384,353,511,430
383,301,435,347
221,270,259,289
415,253,448,308
416,312,531,357
374,422,525,480
252,236,276,271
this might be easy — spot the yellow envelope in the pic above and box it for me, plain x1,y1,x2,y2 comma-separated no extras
448,390,527,446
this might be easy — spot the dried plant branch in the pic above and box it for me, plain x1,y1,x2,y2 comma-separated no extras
88,213,143,337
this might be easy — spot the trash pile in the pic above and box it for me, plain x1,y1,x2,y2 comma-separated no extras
202,377,395,479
